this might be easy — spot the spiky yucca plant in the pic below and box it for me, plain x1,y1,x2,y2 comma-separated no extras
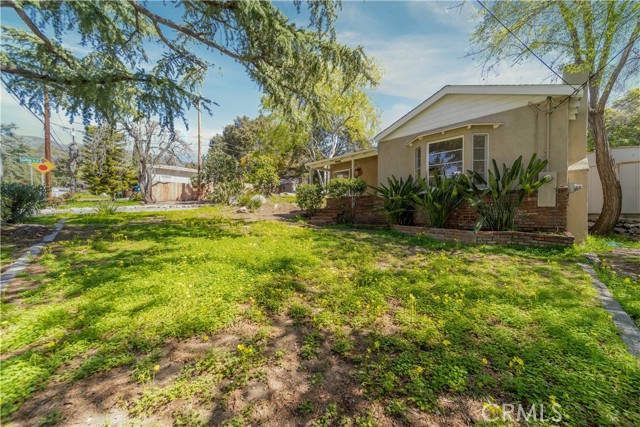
372,176,421,225
412,170,464,228
459,154,552,231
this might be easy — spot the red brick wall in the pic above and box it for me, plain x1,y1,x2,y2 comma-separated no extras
392,225,575,247
436,189,568,232
328,189,568,232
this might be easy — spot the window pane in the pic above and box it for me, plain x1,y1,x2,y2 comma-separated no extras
473,134,486,146
428,137,463,182
414,147,421,177
473,160,486,175
428,149,462,165
430,138,462,153
472,134,487,178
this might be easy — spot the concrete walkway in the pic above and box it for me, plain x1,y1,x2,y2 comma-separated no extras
579,259,640,358
0,218,67,292
37,203,209,216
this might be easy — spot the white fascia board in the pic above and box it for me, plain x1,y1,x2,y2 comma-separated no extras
375,85,579,143
306,148,378,169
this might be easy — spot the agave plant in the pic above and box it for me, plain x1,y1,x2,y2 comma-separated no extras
459,154,552,231
372,176,421,225
412,170,463,228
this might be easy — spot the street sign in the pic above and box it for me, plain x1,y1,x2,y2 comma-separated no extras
19,157,41,163
31,159,56,174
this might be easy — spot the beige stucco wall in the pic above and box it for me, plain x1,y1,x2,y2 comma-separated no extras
378,102,570,185
567,167,589,243
329,155,378,193
377,92,589,242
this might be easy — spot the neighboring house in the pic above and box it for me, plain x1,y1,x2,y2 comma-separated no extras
151,164,197,202
588,146,640,216
307,75,590,242
279,178,300,194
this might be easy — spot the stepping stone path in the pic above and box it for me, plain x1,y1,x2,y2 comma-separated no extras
0,218,66,291
580,254,640,358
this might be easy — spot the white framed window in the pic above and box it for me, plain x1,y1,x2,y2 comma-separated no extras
472,134,489,180
427,136,463,183
333,169,351,179
414,146,422,178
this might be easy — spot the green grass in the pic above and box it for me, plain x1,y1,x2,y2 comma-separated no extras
1,210,639,426
595,262,640,327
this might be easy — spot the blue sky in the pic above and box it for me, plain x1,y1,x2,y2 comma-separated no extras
0,0,555,150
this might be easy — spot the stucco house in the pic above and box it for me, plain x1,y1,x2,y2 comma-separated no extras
308,75,590,242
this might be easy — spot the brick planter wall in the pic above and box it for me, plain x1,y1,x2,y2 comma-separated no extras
324,190,568,233
432,189,569,232
392,225,575,247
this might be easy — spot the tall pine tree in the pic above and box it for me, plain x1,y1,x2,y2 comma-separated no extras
79,126,135,198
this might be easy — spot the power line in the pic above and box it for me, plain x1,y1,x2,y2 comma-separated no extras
476,0,573,86
1,79,70,153
477,0,640,108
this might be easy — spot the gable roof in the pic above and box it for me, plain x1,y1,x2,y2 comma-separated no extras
375,85,579,142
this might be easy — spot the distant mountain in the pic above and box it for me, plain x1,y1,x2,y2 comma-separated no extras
17,135,67,159
18,135,46,150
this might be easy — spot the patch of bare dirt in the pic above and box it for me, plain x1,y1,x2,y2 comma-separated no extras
600,247,640,280
1,223,54,271
221,201,303,222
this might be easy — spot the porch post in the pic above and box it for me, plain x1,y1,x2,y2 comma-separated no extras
351,159,354,178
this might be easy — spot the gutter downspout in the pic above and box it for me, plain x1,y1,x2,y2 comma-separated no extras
546,96,552,171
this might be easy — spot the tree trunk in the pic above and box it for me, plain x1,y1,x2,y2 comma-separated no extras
138,158,155,204
589,111,622,234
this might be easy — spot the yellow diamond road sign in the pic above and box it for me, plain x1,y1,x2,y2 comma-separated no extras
31,159,56,174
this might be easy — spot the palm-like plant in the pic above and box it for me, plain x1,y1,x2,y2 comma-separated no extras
412,170,464,228
459,154,552,231
372,176,421,225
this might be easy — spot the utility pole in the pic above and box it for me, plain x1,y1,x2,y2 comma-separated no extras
197,97,202,200
43,85,52,197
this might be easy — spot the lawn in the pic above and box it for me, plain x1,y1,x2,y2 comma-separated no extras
1,209,639,426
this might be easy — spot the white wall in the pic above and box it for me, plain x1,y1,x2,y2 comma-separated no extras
588,146,640,214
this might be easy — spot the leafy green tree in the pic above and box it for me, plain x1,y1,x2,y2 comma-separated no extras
79,126,135,198
210,116,271,160
1,1,375,132
0,124,31,183
242,153,280,195
201,148,240,187
265,65,381,185
605,87,640,148
469,1,640,234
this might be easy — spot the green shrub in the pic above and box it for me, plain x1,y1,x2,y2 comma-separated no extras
459,154,552,231
326,178,367,198
238,193,264,211
95,201,118,215
210,181,243,205
61,192,79,203
326,178,368,224
373,176,421,225
296,184,324,216
412,170,463,228
0,183,46,223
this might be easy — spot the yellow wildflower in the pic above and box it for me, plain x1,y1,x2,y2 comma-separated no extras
153,365,160,371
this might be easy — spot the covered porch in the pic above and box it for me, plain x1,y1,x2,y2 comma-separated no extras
306,148,378,192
